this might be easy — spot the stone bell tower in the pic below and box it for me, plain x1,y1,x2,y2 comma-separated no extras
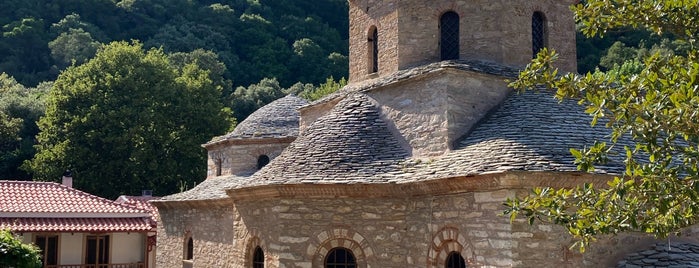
347,0,578,83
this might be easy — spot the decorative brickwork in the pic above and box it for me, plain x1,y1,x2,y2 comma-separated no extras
428,226,474,268
308,228,373,268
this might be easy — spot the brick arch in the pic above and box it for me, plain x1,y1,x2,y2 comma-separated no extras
428,226,475,268
243,229,270,268
307,228,374,268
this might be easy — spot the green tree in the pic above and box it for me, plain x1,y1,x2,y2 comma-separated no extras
27,41,231,198
0,229,41,268
0,74,48,180
229,77,288,121
48,28,101,69
506,0,699,251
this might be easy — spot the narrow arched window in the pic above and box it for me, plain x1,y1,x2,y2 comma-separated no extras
445,251,466,268
325,247,357,268
185,237,193,260
440,11,460,60
368,26,378,73
532,11,547,58
257,155,270,170
252,246,264,268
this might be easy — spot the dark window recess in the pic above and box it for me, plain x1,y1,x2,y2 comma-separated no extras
369,27,379,73
86,235,109,268
257,155,270,169
36,235,59,266
440,11,460,60
325,247,357,268
445,251,467,268
253,246,265,268
532,11,546,58
186,237,194,260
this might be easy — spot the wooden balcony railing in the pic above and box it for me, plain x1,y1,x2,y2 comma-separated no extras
46,263,145,268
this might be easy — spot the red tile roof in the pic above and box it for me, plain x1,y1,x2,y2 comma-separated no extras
0,217,153,232
0,180,154,232
0,180,149,214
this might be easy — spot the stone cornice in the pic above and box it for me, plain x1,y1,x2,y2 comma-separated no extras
202,136,296,149
151,197,233,209
226,171,615,201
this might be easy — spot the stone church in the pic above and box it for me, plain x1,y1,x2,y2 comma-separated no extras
153,0,699,267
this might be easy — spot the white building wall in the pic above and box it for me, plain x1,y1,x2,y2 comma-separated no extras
60,233,83,265
111,232,145,264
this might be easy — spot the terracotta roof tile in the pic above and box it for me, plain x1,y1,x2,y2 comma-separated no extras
0,180,149,214
0,217,153,232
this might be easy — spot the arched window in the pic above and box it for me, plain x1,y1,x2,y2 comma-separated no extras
368,26,378,73
440,11,460,60
325,247,357,268
532,11,547,58
185,237,193,260
252,246,264,268
445,252,466,268
257,155,270,170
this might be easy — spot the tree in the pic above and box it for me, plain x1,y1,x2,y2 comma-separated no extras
0,229,42,268
0,74,48,180
505,0,699,251
27,41,232,199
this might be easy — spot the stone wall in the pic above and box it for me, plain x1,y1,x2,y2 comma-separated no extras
348,0,399,83
205,140,292,177
156,201,240,268
367,69,510,157
348,0,577,83
157,173,699,267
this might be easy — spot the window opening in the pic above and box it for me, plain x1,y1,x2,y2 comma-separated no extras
445,251,466,268
253,246,264,268
368,26,378,73
440,11,460,60
35,235,59,267
532,11,547,58
257,155,270,170
324,247,357,268
86,235,109,268
185,237,194,260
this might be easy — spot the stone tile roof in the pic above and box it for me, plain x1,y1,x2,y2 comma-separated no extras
617,243,699,267
232,90,626,189
0,180,150,214
208,95,308,143
157,175,252,202
406,91,627,180
309,60,520,107
0,180,154,232
246,93,411,185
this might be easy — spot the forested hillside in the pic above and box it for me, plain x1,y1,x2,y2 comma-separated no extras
1,0,349,88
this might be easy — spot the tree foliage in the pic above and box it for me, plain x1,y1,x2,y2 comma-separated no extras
0,74,48,180
0,0,349,88
505,0,699,251
0,229,41,268
27,41,231,198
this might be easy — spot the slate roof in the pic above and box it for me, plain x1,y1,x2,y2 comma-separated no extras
309,60,520,107
617,243,699,267
0,180,154,232
208,95,308,143
181,60,625,192
406,91,627,181
157,175,252,202
247,93,411,185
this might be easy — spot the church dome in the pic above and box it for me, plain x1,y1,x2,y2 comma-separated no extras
247,93,410,185
209,95,308,143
